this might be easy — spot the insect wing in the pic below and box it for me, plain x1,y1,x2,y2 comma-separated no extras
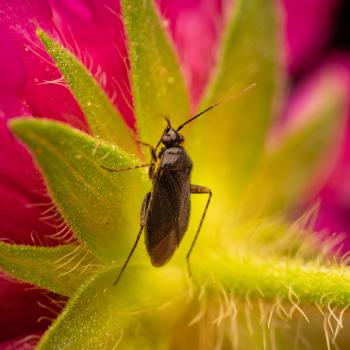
146,160,191,266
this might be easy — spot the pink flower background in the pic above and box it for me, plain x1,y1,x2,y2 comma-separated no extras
0,0,349,348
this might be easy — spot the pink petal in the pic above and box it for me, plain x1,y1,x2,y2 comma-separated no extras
0,332,42,350
157,0,226,106
0,118,68,246
282,0,340,75
0,274,66,345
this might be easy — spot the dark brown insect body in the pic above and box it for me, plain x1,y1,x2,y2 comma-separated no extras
102,124,212,286
145,133,193,266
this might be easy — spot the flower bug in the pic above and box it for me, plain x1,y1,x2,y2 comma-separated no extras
101,84,256,286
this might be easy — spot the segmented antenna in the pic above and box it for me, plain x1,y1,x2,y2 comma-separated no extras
176,83,256,131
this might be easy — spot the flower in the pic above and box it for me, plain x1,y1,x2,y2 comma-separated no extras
1,0,350,349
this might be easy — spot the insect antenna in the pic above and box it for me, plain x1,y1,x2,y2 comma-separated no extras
164,116,172,128
176,83,256,131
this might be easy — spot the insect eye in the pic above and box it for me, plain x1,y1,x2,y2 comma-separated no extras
162,134,171,144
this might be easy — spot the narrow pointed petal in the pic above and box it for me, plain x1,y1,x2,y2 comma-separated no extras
0,278,64,345
241,66,347,218
157,0,225,104
0,118,64,246
121,0,190,145
187,0,282,213
37,31,138,155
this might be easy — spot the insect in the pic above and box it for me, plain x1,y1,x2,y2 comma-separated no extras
101,84,255,286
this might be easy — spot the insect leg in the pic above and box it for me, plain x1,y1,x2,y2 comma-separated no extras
136,141,158,179
137,141,157,162
187,185,212,277
100,163,151,172
113,192,151,286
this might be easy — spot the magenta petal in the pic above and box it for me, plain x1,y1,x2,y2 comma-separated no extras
282,0,340,74
0,2,85,245
0,118,68,245
0,332,42,350
0,28,27,118
0,274,66,345
157,0,225,106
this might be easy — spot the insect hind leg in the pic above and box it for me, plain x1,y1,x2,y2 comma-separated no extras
187,185,212,278
113,192,151,286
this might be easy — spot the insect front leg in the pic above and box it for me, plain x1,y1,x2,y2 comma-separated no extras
113,192,151,286
187,185,212,277
137,141,157,162
136,141,158,179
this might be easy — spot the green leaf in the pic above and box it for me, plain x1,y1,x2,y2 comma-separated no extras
240,73,347,218
37,30,138,155
187,0,281,207
37,264,186,349
121,0,190,145
9,118,148,263
0,243,98,296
